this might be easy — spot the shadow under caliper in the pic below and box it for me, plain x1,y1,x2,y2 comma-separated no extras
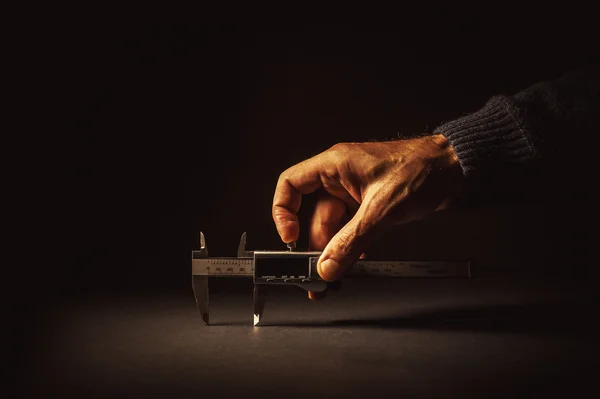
192,232,471,326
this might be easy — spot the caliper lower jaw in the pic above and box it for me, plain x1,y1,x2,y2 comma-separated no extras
191,232,210,325
192,232,259,326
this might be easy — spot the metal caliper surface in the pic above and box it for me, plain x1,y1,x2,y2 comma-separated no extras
192,232,471,325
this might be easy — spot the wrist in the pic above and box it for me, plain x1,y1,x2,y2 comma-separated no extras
425,134,466,207
429,134,461,170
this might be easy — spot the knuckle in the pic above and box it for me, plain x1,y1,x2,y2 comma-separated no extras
276,168,294,188
271,205,282,219
328,142,351,155
277,170,288,184
333,229,354,256
272,208,290,224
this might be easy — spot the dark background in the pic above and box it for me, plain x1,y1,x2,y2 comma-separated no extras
22,16,596,310
100,21,593,296
16,15,600,398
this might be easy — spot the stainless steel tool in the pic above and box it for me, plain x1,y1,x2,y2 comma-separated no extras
192,232,471,326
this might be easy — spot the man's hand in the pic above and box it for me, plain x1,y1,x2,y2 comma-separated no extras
272,134,463,298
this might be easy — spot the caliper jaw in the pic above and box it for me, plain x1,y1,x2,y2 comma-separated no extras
191,232,210,325
192,232,259,326
192,232,328,326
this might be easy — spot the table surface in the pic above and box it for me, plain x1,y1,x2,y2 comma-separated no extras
20,274,598,398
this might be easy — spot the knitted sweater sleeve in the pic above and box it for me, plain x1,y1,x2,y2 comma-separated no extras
434,65,599,201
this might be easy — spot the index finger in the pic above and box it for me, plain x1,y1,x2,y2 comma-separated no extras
272,155,326,243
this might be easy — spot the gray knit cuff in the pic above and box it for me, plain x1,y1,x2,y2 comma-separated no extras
434,96,536,176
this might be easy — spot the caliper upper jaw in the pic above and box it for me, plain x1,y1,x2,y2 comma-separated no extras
237,231,254,258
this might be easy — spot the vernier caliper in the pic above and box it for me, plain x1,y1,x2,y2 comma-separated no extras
192,232,471,326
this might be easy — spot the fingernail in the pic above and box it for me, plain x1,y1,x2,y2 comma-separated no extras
318,259,339,280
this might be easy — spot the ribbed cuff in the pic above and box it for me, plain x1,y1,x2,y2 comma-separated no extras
434,96,535,176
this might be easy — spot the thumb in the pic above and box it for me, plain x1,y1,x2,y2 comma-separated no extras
316,204,378,281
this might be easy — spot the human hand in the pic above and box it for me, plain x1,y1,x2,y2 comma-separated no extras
272,134,463,299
